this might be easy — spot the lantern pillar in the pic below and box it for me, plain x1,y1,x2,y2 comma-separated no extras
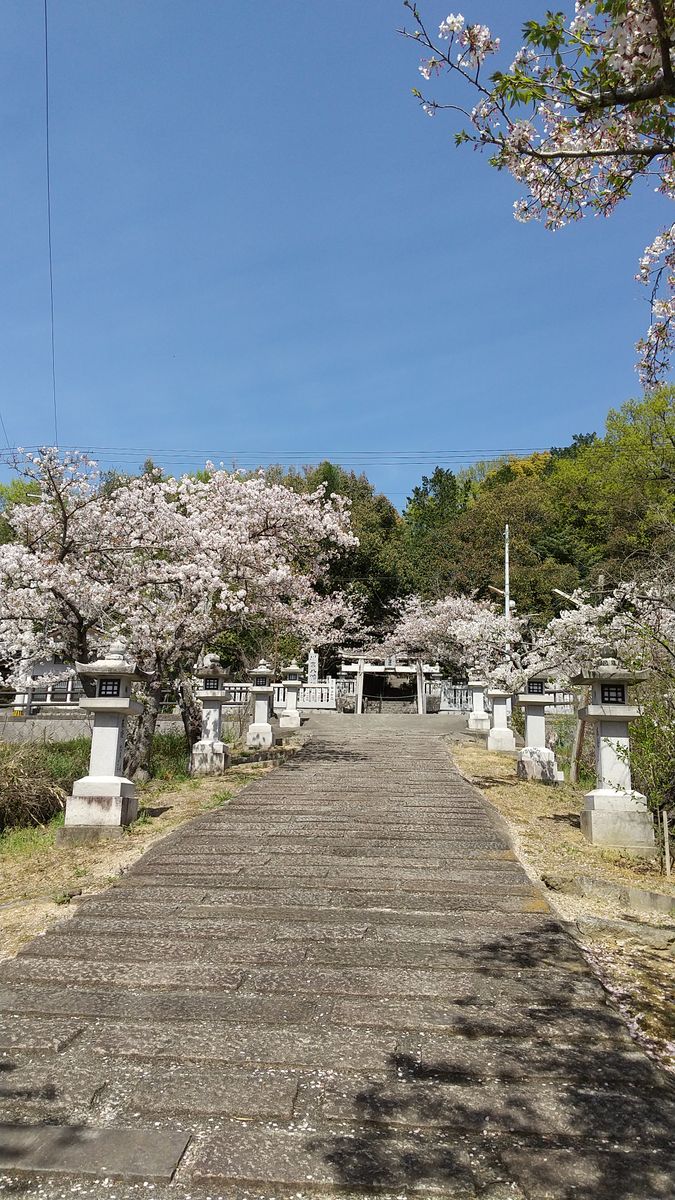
516,676,563,784
573,657,655,856
467,679,490,733
246,660,274,749
59,643,143,840
487,689,516,752
191,653,232,776
279,660,302,731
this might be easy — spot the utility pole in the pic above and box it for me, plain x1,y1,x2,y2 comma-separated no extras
504,523,510,625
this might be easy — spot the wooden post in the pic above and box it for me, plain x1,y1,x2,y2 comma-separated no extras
663,809,671,879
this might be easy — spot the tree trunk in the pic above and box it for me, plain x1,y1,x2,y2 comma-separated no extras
177,669,202,748
124,682,163,780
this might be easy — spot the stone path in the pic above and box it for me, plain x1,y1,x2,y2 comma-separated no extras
0,714,673,1198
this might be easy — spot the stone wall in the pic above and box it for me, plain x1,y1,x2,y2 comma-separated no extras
0,713,183,744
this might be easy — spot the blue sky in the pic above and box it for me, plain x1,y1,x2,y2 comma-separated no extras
0,1,669,506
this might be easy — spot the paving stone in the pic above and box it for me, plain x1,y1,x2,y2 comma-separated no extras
0,1124,190,1182
107,1063,298,1119
69,914,371,941
0,1017,84,1053
329,996,628,1039
191,1125,476,1194
318,1076,675,1137
306,938,586,972
393,1033,671,1089
78,1022,397,1070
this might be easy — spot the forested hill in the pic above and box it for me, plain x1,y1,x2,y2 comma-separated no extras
274,389,675,625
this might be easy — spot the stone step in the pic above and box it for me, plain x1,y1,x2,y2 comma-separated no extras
78,1022,397,1070
18,934,307,966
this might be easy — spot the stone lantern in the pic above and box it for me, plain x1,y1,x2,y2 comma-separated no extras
516,674,563,784
279,660,302,731
246,659,274,749
487,688,516,752
572,655,655,855
190,653,232,776
60,642,143,839
467,678,490,733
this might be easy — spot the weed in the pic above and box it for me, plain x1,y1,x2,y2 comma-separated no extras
201,790,232,811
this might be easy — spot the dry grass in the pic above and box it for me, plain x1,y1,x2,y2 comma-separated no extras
0,762,271,960
450,740,674,897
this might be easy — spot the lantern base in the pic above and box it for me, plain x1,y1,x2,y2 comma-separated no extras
63,791,138,828
582,790,655,856
279,710,301,730
487,727,516,752
246,722,274,750
468,712,490,733
190,739,231,777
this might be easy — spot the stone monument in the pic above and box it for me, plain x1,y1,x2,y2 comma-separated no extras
190,653,231,776
307,649,319,685
573,656,655,856
59,642,143,839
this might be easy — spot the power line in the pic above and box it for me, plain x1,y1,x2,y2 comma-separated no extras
43,0,58,447
0,409,10,451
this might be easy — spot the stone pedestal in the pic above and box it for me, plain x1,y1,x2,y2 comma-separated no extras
246,661,274,749
516,681,563,783
190,654,232,776
279,661,302,731
487,690,516,752
61,644,143,839
467,680,490,733
573,658,655,857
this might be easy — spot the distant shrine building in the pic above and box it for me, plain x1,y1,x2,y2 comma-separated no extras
337,651,442,714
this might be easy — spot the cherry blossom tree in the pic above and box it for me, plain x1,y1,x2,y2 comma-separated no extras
0,449,358,774
401,2,675,384
384,591,532,687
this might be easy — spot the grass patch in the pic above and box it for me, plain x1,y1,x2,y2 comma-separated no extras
149,732,190,782
0,811,63,858
200,789,233,811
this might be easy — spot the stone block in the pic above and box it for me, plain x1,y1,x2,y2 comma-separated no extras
517,746,562,785
246,722,273,749
63,792,137,827
55,825,126,845
0,1124,190,1182
279,710,301,730
487,727,516,752
190,738,231,776
468,712,490,732
581,808,655,856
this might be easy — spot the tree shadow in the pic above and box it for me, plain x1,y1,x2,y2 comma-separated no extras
543,812,582,828
307,924,675,1198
